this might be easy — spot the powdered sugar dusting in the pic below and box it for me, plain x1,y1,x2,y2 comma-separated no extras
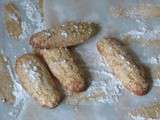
22,62,41,83
19,0,45,40
150,56,160,65
9,14,19,22
61,31,68,38
126,30,160,40
130,115,148,120
153,79,160,87
20,0,43,27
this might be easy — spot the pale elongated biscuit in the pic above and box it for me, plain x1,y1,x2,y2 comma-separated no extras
111,4,160,19
0,55,15,103
16,54,63,108
38,0,44,17
4,2,22,39
30,22,99,49
97,38,149,96
40,48,87,92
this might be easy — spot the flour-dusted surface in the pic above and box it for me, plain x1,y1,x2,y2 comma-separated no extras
0,0,160,120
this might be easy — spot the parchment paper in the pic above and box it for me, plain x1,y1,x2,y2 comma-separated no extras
0,0,160,120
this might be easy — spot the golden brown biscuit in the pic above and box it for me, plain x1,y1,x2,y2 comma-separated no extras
16,54,63,108
0,55,15,104
111,4,160,19
37,0,44,17
4,2,22,39
30,22,99,49
40,48,87,92
97,38,149,96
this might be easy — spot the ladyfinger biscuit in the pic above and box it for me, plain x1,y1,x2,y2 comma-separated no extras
37,0,44,17
0,55,15,103
40,48,87,92
97,38,149,96
111,4,160,19
16,54,63,108
4,2,22,39
30,22,99,49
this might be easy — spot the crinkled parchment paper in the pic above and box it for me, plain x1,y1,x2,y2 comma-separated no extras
0,0,160,120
